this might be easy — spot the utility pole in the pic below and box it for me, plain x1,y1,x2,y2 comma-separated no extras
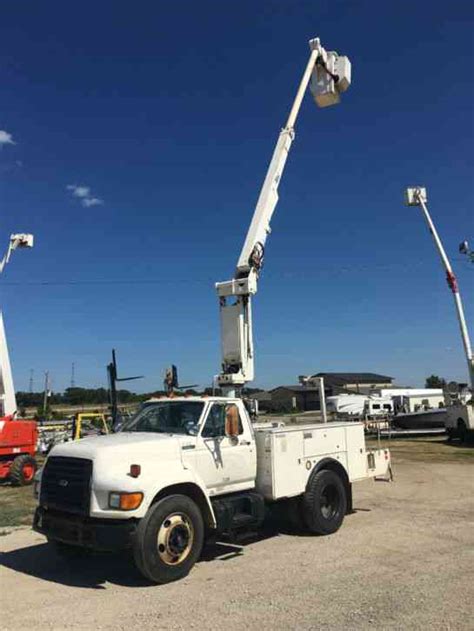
29,369,34,393
71,362,76,388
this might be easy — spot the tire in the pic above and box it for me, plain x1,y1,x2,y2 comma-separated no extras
10,455,37,486
302,469,347,535
133,494,204,584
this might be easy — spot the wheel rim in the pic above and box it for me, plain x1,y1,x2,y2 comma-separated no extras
157,512,194,566
320,483,339,519
22,463,35,481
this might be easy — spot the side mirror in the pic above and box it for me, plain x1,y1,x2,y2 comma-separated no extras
225,405,240,438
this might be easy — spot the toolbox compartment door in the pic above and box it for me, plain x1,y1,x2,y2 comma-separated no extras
302,426,346,458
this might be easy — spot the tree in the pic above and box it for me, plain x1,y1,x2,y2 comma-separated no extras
425,375,446,389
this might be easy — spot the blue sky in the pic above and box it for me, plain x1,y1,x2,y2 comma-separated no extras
1,0,473,393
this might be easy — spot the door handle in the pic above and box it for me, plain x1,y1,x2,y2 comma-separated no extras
239,439,251,446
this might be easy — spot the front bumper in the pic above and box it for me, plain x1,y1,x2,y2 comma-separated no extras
33,506,137,551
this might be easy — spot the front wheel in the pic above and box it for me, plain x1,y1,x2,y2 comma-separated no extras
302,469,347,535
133,494,204,584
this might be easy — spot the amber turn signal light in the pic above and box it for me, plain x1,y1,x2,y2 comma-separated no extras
109,492,143,511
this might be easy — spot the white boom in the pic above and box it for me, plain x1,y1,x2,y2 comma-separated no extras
216,38,351,395
406,187,474,390
0,233,34,416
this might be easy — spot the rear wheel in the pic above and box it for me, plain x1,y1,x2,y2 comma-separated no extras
10,455,37,486
133,494,204,584
302,469,347,535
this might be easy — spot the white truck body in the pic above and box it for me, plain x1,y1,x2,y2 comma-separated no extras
255,422,389,500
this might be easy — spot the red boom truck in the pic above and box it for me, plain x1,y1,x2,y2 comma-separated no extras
0,415,38,485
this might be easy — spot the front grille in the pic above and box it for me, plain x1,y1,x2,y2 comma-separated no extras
40,456,92,515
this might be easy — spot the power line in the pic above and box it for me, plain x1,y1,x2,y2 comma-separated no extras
1,259,471,288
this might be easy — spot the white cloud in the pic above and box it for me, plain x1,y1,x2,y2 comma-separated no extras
67,184,90,198
0,130,15,146
67,184,104,207
82,197,103,207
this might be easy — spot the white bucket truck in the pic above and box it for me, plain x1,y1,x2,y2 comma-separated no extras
34,38,391,584
406,188,474,441
34,397,390,583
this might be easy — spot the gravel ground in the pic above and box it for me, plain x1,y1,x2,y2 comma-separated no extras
1,459,473,630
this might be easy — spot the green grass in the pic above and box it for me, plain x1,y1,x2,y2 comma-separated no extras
367,435,474,464
0,483,38,528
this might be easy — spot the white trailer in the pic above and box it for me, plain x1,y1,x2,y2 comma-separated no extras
392,391,444,413
33,38,391,585
326,394,367,415
326,394,393,417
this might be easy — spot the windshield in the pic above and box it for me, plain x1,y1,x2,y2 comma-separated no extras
121,401,205,435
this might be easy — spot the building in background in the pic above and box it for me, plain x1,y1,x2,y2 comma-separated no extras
267,372,394,412
269,385,321,412
305,373,394,395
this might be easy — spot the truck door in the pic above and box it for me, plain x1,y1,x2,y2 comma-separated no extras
194,402,256,495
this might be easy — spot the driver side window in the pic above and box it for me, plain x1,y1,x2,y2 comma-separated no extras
201,404,226,438
201,404,243,438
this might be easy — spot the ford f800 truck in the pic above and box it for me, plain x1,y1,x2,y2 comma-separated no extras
33,37,393,584
34,396,391,583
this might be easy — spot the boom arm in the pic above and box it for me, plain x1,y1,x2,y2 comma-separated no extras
0,233,34,416
216,38,351,395
406,187,474,389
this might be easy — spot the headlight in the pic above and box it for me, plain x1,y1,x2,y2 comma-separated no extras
109,492,143,511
